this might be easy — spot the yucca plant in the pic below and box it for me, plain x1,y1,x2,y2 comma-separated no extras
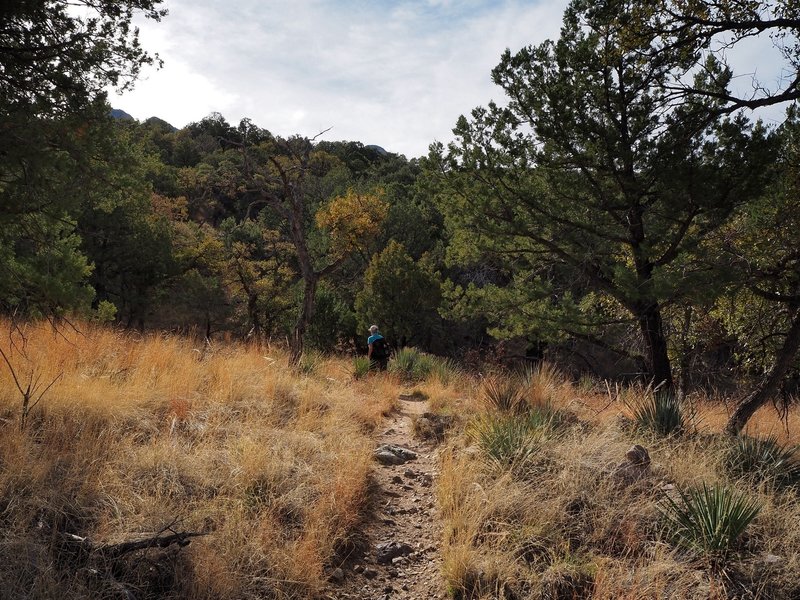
658,483,761,565
481,377,527,414
388,347,436,381
468,414,544,468
725,434,800,489
352,356,371,379
624,388,688,436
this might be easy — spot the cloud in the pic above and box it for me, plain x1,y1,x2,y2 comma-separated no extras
115,0,568,157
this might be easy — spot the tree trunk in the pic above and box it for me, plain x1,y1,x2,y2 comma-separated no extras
289,275,318,366
726,308,800,435
637,301,674,391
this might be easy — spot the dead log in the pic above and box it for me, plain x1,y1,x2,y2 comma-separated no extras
64,529,208,559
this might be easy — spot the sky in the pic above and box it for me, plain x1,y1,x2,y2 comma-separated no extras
111,0,790,159
110,0,568,158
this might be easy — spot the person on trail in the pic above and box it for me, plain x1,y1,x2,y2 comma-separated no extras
367,324,389,371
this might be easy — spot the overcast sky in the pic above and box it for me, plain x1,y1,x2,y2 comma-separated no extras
110,0,568,157
111,0,790,159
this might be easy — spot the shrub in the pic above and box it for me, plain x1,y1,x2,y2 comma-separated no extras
624,388,688,436
725,434,800,489
352,356,371,380
388,347,436,381
658,483,761,565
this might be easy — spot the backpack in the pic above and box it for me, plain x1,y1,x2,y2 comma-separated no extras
372,337,389,360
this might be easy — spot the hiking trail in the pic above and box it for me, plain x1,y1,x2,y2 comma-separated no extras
331,393,447,600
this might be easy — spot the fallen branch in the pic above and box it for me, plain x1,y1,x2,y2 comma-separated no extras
64,523,209,559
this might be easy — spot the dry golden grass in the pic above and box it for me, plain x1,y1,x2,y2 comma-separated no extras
434,365,800,599
0,320,395,599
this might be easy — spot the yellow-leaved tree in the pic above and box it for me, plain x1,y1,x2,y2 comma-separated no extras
315,189,389,262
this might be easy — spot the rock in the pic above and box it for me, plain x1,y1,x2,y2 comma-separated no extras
363,567,379,579
375,450,406,465
762,553,784,565
391,556,406,566
374,444,418,465
391,475,404,484
611,444,651,484
329,567,345,583
353,564,364,574
626,444,651,466
404,468,417,478
376,541,414,564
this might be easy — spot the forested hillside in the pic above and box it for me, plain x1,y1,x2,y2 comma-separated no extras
3,1,800,435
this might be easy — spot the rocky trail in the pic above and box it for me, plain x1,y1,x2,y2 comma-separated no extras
331,393,447,600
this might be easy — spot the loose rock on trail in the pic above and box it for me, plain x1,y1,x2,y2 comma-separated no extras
331,392,446,600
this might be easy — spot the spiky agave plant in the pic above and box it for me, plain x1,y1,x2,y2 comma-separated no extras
658,483,761,565
388,347,436,381
481,377,527,414
468,414,543,468
352,356,371,379
726,434,800,489
624,387,688,436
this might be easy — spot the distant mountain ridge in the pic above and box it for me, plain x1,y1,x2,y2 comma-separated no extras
109,108,134,121
110,108,178,132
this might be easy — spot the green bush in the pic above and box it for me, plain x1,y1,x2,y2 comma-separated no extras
658,483,761,565
388,347,436,381
352,356,371,379
725,434,800,489
625,388,688,436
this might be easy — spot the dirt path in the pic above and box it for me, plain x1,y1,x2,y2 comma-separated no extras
331,394,446,600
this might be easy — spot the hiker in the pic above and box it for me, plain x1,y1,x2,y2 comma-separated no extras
367,325,389,371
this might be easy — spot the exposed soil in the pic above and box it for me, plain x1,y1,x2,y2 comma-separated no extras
331,394,447,600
